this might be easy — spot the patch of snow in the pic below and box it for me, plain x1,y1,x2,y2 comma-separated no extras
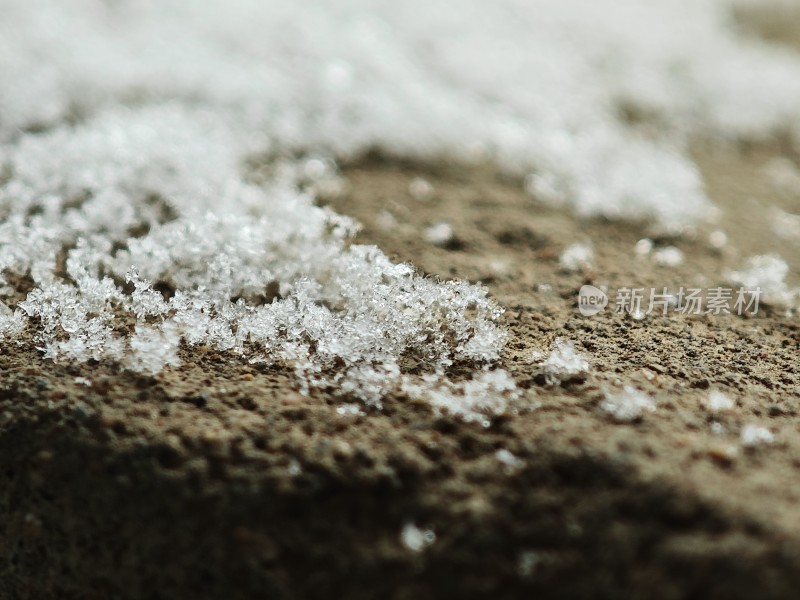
400,522,436,552
740,424,774,447
409,177,434,201
727,254,796,306
424,222,455,246
704,390,735,413
652,246,685,267
559,243,594,273
401,369,521,424
601,386,656,422
709,230,728,249
770,208,800,242
3,0,800,410
538,338,590,385
634,239,654,257
495,448,525,473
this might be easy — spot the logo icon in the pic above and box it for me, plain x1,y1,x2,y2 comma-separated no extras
578,285,607,316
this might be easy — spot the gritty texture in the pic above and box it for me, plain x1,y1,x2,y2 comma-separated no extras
3,10,800,599
2,135,800,598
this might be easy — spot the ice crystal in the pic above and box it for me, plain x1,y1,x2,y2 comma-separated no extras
600,386,656,422
538,338,590,385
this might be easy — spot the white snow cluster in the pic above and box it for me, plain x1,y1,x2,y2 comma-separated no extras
559,243,594,274
704,390,736,413
600,386,656,422
537,338,591,385
2,0,800,409
727,255,797,307
740,424,774,447
400,522,436,553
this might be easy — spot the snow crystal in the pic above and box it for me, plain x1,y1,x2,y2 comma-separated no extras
538,338,590,385
400,523,436,553
741,424,774,447
704,390,735,413
727,254,796,306
600,386,656,422
559,243,594,273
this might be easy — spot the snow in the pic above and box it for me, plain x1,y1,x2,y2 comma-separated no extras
400,523,436,552
741,424,774,447
495,449,525,474
727,255,796,306
601,386,656,422
652,246,685,268
2,0,800,410
559,243,595,274
424,223,455,247
538,339,591,385
704,390,735,413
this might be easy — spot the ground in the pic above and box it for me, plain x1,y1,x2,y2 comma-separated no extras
1,133,800,598
2,8,800,600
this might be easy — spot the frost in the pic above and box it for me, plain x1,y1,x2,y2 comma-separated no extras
704,390,735,413
538,338,590,385
600,386,656,422
400,522,436,553
727,254,796,306
559,243,594,273
740,424,774,447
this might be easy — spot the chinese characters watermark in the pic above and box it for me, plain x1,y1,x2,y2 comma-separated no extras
578,285,761,317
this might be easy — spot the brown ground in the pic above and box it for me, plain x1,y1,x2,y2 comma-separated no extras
2,10,800,600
